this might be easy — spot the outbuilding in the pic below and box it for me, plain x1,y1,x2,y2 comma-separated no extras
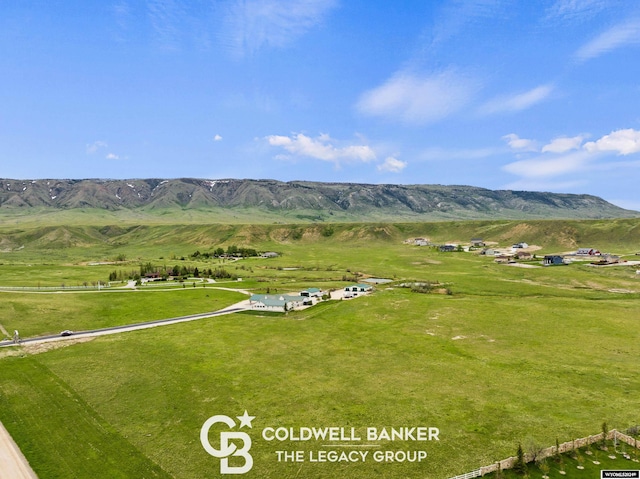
543,255,565,266
300,287,322,298
344,283,373,293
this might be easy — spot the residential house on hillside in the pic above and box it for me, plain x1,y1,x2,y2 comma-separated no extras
403,237,430,246
480,248,496,256
439,244,457,252
576,248,600,255
470,238,485,247
512,242,529,249
261,251,279,258
515,251,532,260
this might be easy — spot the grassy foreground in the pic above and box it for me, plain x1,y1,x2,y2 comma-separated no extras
0,219,639,478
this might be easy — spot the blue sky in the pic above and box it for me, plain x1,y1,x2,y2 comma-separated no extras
2,1,640,210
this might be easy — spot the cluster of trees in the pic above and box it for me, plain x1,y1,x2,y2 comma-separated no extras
191,245,259,259
108,263,237,282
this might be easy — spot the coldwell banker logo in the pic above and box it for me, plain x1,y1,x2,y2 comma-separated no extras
200,411,255,475
201,412,439,474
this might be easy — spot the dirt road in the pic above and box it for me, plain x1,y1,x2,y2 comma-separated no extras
0,421,38,479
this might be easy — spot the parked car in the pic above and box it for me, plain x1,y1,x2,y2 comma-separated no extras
60,330,74,337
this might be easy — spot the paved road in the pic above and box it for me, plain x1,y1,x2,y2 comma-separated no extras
0,300,251,348
0,422,38,479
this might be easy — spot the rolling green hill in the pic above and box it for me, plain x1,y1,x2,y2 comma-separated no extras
1,219,638,260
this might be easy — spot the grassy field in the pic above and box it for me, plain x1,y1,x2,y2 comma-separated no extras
1,287,247,338
0,219,639,478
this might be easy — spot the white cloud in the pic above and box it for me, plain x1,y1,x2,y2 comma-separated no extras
213,134,223,141
584,128,640,155
503,150,592,178
503,128,640,181
480,84,554,115
502,134,538,152
220,0,337,57
545,0,608,23
265,133,376,165
542,135,585,153
575,18,640,61
377,157,407,173
106,153,120,160
86,141,108,154
356,70,477,124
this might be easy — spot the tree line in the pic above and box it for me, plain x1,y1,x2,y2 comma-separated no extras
190,245,260,259
108,263,237,282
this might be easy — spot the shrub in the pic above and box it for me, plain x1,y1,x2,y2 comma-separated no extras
513,443,527,475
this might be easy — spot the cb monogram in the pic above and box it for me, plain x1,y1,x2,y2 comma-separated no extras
200,413,254,474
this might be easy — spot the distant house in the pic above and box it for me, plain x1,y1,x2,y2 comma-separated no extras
261,252,279,258
470,238,485,247
543,255,565,266
576,248,600,256
404,237,430,246
515,251,532,260
439,244,457,252
494,255,511,263
512,242,529,249
481,248,496,256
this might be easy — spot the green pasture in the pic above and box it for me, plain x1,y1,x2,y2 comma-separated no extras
0,219,639,478
1,287,638,478
0,287,246,337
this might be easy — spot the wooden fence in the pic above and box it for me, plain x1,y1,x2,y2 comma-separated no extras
449,429,640,479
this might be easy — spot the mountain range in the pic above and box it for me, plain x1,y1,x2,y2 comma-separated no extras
0,178,636,222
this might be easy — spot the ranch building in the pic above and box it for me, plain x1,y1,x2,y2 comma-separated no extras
249,294,305,312
344,284,373,293
543,255,565,266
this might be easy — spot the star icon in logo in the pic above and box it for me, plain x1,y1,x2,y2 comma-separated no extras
237,410,255,429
